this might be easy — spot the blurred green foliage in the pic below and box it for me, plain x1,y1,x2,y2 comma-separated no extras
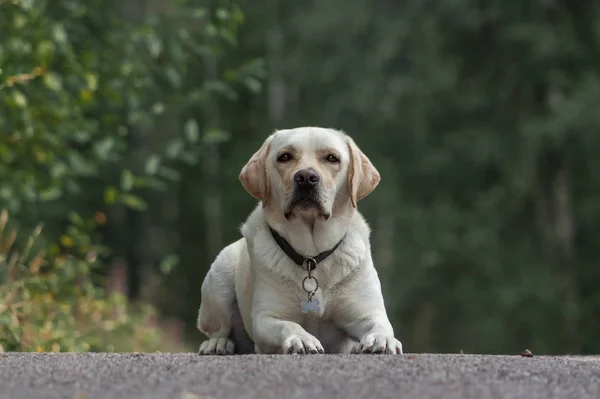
0,0,263,352
0,210,170,352
263,0,600,355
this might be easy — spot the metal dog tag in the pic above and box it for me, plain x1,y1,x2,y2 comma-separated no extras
301,299,320,314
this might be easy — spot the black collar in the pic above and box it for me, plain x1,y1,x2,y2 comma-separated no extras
268,226,344,269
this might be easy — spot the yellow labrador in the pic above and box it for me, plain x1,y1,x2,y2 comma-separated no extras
197,127,402,355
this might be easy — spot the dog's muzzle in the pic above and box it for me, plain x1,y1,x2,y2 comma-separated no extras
284,168,328,219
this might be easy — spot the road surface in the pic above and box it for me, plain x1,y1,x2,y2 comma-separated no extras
0,353,599,399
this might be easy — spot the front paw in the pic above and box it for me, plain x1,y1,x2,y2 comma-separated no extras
360,333,403,354
283,333,325,355
198,337,235,355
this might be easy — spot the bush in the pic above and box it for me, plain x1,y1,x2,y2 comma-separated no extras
0,210,185,352
0,0,261,352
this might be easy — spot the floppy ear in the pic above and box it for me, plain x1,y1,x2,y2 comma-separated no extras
347,136,381,208
239,139,272,206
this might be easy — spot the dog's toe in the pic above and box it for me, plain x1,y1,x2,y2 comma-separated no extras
198,338,235,355
285,337,306,355
283,334,324,355
360,334,402,355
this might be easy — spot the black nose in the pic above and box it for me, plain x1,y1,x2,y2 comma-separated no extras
294,168,320,187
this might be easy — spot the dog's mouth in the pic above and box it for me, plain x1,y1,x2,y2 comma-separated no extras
295,195,319,209
284,194,330,220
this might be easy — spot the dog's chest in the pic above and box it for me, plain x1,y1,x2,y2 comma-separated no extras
274,255,357,319
295,275,342,323
290,266,342,313
297,292,329,324
286,257,354,295
304,312,322,335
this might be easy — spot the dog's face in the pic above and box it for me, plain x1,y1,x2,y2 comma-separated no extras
240,127,380,220
269,128,348,220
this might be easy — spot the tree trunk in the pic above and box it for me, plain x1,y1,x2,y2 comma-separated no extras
266,0,286,124
533,159,580,353
552,165,579,353
202,1,223,260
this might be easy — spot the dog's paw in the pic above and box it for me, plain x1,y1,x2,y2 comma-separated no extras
360,333,403,354
283,334,325,355
198,338,235,355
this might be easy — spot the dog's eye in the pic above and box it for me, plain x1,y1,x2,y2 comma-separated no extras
325,154,340,163
277,153,292,162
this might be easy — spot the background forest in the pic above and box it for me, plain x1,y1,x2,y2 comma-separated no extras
1,0,599,355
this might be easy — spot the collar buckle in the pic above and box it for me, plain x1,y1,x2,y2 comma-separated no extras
303,257,317,273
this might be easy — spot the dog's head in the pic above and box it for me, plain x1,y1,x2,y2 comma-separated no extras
239,127,380,221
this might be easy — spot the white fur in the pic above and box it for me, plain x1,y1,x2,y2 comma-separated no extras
197,127,402,355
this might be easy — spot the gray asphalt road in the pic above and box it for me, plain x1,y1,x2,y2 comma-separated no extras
0,353,599,399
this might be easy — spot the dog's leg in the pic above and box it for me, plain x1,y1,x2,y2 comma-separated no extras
333,269,403,355
342,314,402,354
253,313,324,355
251,280,324,355
197,245,238,355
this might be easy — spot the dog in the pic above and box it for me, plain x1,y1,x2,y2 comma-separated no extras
197,127,402,355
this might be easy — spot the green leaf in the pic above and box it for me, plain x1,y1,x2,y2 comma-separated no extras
205,23,217,37
232,6,245,24
93,137,115,160
120,194,148,211
179,150,200,166
192,8,208,19
204,128,231,144
85,73,98,91
20,0,34,9
184,119,200,143
160,254,179,275
145,154,161,175
36,40,55,60
13,14,27,29
50,162,68,179
73,131,92,143
244,77,262,94
104,186,118,205
68,212,85,228
67,151,95,176
219,28,237,47
51,24,68,45
13,91,27,108
120,169,135,192
152,103,165,115
43,73,62,91
157,166,181,181
165,67,181,88
223,68,238,81
146,32,163,58
166,139,184,159
39,187,62,201
204,81,238,101
121,63,133,76
216,8,229,20
145,177,168,191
